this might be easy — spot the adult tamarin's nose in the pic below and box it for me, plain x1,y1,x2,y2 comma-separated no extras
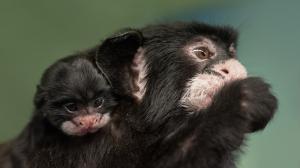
212,59,248,80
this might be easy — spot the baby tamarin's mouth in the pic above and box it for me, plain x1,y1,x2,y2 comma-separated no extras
61,113,111,136
71,114,103,126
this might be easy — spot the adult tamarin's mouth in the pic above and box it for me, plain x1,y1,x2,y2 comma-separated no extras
204,69,225,79
180,59,248,111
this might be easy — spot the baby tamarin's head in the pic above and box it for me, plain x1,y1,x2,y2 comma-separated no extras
34,56,117,136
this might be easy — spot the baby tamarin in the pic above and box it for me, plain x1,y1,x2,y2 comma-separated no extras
0,56,116,167
0,29,143,168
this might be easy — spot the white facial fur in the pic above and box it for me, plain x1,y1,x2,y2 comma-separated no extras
61,113,110,136
131,47,147,101
180,59,247,111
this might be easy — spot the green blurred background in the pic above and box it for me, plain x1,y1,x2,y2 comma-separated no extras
0,0,299,167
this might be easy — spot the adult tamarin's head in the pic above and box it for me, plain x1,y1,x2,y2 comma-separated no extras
119,22,248,125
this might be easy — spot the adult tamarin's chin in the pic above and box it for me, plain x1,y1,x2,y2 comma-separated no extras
180,59,248,111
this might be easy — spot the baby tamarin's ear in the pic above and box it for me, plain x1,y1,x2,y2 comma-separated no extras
34,85,47,109
95,29,143,100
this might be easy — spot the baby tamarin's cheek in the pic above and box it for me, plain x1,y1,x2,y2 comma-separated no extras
61,113,111,136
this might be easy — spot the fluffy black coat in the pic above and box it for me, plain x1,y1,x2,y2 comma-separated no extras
122,22,278,168
0,31,144,168
0,22,277,168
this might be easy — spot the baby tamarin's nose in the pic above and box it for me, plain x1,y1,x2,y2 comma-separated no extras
73,114,102,128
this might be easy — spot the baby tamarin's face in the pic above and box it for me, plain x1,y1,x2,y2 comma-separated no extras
35,58,117,136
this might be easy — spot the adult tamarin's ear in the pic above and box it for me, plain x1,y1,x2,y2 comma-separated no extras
98,29,143,63
94,29,143,99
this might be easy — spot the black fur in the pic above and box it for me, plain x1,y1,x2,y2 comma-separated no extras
126,22,278,168
0,22,277,168
0,31,143,168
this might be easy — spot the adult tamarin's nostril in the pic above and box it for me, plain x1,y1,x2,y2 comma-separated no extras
79,121,84,126
221,69,229,74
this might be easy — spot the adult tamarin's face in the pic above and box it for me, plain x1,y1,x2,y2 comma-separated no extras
132,23,247,116
35,58,117,136
179,37,247,111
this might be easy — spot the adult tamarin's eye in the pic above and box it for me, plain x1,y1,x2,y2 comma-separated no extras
193,47,211,59
94,97,104,108
64,102,79,113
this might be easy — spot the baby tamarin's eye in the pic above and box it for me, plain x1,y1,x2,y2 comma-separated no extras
64,102,79,113
94,97,104,108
